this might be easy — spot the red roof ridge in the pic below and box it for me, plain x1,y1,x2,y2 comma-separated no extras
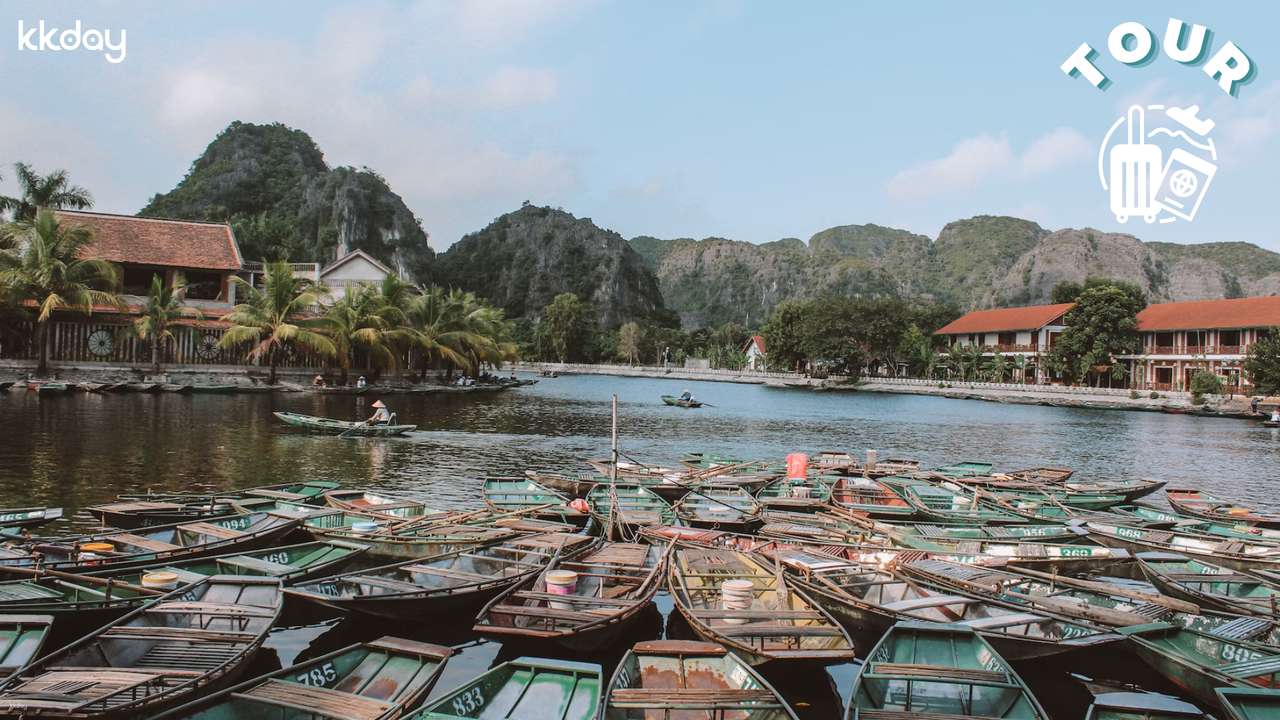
936,302,1075,335
1137,295,1280,331
54,209,233,229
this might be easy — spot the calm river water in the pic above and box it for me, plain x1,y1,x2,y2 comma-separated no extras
2,373,1278,718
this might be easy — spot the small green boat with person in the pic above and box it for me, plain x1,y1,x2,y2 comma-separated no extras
406,657,601,719
273,411,416,437
661,395,704,408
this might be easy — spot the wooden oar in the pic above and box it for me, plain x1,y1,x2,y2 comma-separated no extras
1012,566,1200,614
0,564,165,596
337,420,372,439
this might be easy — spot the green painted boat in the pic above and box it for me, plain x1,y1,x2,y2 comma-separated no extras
298,510,522,560
407,656,601,719
273,411,416,436
1086,522,1280,572
288,532,597,620
872,520,1081,544
895,535,1131,575
933,461,996,477
324,489,447,522
482,477,588,525
187,384,238,394
828,477,915,518
755,476,834,511
22,512,301,572
0,615,53,679
668,545,856,665
603,640,798,719
0,507,62,530
1114,505,1280,543
157,636,452,720
765,546,1119,660
1167,489,1280,529
1217,687,1280,719
672,484,762,533
1075,675,1209,720
32,382,69,395
586,483,676,535
844,621,1047,719
661,395,703,408
525,470,598,499
475,542,665,652
884,478,1025,525
0,575,282,718
1138,551,1280,616
1119,621,1280,707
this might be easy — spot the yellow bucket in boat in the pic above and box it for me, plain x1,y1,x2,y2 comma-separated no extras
82,542,114,553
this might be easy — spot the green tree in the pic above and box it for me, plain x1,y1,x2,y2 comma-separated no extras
130,275,198,374
1189,369,1224,403
1245,330,1280,395
617,321,642,365
539,293,595,363
0,210,122,375
324,286,403,385
1048,282,1145,385
1051,280,1084,304
0,163,93,221
219,260,335,384
404,286,488,376
988,351,1009,382
761,300,809,372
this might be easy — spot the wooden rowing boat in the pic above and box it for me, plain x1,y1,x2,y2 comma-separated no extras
1167,489,1280,529
661,395,703,408
86,500,242,530
524,470,598,498
764,545,1119,660
667,544,855,665
585,483,676,536
405,657,600,719
603,640,798,719
324,489,446,522
475,542,666,652
297,511,518,560
813,451,921,479
0,575,282,718
0,506,63,530
187,385,238,394
884,478,1025,525
0,615,53,679
158,636,452,720
828,477,915,518
1119,621,1280,708
32,382,70,395
870,519,1082,545
673,484,762,533
1075,674,1210,720
932,461,996,477
287,532,597,620
118,481,340,506
895,535,1131,575
272,411,416,437
482,478,588,526
755,476,834,512
1216,687,1280,719
845,620,1048,719
1085,521,1280,572
1138,551,1280,616
21,512,301,572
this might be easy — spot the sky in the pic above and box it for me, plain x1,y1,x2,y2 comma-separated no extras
0,2,1276,253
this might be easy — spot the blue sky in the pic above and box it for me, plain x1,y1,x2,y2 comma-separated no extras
1,2,1276,252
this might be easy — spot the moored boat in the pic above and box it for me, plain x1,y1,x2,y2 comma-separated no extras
273,411,416,437
755,476,834,511
157,636,452,720
1074,675,1209,720
0,575,282,718
673,484,762,533
667,545,855,665
884,477,1025,524
1216,687,1280,719
1119,621,1280,708
828,476,914,518
474,542,665,651
324,489,445,522
1138,551,1280,616
1085,521,1280,572
1167,489,1280,529
0,615,53,679
661,395,703,408
405,657,600,719
482,477,588,526
0,506,62,530
524,470,598,498
844,620,1048,719
585,483,675,536
603,640,798,719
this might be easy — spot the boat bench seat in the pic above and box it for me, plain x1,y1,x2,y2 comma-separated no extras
880,595,975,613
150,602,277,618
1211,616,1274,640
716,624,846,638
102,625,257,643
236,679,392,720
608,688,780,706
870,663,1009,684
857,710,998,720
958,613,1045,630
1219,654,1280,678
691,609,824,620
1162,572,1258,583
487,604,611,623
109,534,181,552
351,575,429,595
215,556,297,576
403,565,495,582
180,522,244,540
513,591,633,606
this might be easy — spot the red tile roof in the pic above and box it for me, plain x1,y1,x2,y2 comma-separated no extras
1137,296,1280,331
55,210,243,271
935,303,1075,335
743,334,766,354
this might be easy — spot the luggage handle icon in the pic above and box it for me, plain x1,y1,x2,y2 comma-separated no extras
1109,105,1164,224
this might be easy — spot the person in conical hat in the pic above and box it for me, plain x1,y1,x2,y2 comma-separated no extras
367,399,392,425
679,388,694,402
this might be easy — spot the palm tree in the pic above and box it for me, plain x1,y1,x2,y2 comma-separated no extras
129,275,198,375
988,351,1008,383
219,260,335,384
0,163,93,221
0,210,122,375
1011,354,1029,385
404,286,477,377
324,285,405,385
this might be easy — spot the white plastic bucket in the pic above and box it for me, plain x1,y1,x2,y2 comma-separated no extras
866,449,878,471
721,579,755,625
142,571,180,591
351,521,379,534
790,485,812,499
546,570,579,609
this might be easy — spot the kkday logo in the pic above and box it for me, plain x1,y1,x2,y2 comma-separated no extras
1060,18,1254,225
17,20,127,64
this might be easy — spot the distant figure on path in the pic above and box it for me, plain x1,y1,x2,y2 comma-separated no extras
1252,397,1261,414
356,375,367,389
312,374,326,388
1271,407,1280,423
368,400,392,425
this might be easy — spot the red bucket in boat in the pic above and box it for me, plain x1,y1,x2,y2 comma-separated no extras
786,452,808,481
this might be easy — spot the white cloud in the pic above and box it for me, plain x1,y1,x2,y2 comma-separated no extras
445,0,591,48
474,66,559,109
885,128,1090,202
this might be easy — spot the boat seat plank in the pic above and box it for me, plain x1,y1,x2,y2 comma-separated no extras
608,688,780,705
216,556,297,575
349,575,430,594
880,595,977,613
870,663,1010,684
247,489,308,501
1219,654,1280,677
487,605,609,623
716,624,846,637
690,609,824,619
109,534,182,552
404,565,494,582
180,522,245,540
102,625,256,643
151,602,277,618
236,679,391,720
1162,572,1258,583
856,710,997,720
958,613,1046,630
513,591,634,606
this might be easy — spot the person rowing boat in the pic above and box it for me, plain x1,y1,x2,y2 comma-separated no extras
367,400,392,426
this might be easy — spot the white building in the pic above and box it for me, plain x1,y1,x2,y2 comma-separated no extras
239,249,397,304
743,335,767,371
935,302,1074,384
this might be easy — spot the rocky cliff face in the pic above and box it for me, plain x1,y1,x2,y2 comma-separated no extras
634,215,1280,327
141,122,434,280
432,205,666,328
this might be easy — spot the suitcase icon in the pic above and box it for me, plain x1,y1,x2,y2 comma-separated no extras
1109,105,1163,223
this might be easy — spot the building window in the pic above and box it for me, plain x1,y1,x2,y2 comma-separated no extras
1220,329,1241,350
184,271,223,301
121,265,162,295
1154,367,1173,385
1154,332,1174,351
997,332,1016,347
1186,330,1207,350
